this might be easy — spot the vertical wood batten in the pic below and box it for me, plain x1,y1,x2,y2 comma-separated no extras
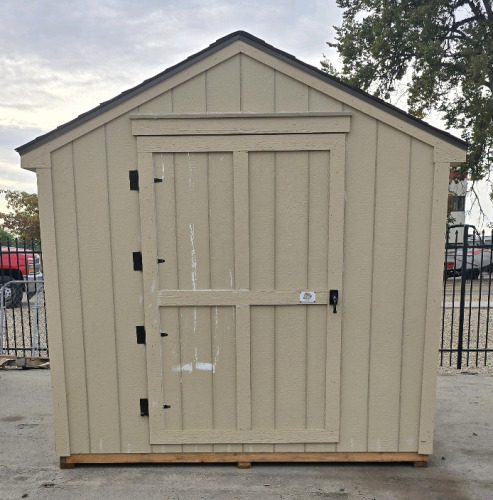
249,152,275,452
240,54,275,112
36,168,71,457
326,136,345,445
137,152,162,445
305,151,332,452
138,91,173,114
308,88,344,112
206,55,241,112
273,69,310,452
155,152,182,453
174,153,213,452
233,151,251,433
337,109,376,452
172,73,206,113
208,152,239,452
73,129,120,452
367,124,410,452
419,161,450,455
105,113,150,453
274,151,309,452
103,124,122,451
399,140,434,452
51,144,90,453
274,71,309,112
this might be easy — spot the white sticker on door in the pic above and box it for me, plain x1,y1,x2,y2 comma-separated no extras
300,291,316,303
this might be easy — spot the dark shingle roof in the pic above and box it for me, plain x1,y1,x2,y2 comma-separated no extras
16,30,467,155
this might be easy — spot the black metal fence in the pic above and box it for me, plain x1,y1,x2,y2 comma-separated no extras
441,224,493,368
0,237,48,358
2,228,492,367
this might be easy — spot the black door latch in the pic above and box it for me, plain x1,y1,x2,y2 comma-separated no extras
329,290,339,314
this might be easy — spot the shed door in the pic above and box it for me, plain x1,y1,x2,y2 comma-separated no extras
137,132,345,446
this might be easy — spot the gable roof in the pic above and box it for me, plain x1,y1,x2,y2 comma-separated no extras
16,30,467,155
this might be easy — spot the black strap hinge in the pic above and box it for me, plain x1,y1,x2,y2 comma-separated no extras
163,405,171,409
157,258,165,264
129,170,139,191
133,252,143,271
154,178,163,183
140,398,149,417
136,326,146,344
160,332,168,337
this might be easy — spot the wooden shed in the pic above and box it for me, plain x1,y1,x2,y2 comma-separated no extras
17,31,467,468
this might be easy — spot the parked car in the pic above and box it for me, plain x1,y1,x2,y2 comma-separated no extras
444,225,493,279
0,246,43,308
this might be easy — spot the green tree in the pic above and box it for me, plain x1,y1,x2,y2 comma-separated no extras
326,0,493,181
0,190,40,241
0,227,15,241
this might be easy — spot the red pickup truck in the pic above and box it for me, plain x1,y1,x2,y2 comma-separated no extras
0,246,43,308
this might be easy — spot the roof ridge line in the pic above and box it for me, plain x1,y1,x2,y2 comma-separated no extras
16,31,467,154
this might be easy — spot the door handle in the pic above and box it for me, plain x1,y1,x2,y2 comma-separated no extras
329,290,339,314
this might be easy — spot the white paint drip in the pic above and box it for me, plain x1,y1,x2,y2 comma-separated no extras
196,362,215,373
229,269,234,288
127,444,131,453
189,223,197,290
350,438,355,450
214,307,219,328
99,439,103,451
376,439,382,452
187,153,194,189
139,294,143,304
173,363,193,373
172,359,217,374
193,307,197,335
151,279,156,293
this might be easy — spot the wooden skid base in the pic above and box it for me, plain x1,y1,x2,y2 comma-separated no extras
0,356,50,369
60,452,428,469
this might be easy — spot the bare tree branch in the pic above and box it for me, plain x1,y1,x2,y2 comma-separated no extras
466,0,484,17
482,0,493,19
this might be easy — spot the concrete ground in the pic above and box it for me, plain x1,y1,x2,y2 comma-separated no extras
0,371,492,500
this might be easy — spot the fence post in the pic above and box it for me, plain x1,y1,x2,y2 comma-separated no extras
0,286,4,355
457,224,469,369
31,283,44,358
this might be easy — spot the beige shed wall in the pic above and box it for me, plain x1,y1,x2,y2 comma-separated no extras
36,49,454,457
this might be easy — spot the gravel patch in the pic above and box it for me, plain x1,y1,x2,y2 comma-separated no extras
439,277,493,373
0,289,48,357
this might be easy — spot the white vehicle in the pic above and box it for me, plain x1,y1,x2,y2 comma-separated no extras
445,225,493,279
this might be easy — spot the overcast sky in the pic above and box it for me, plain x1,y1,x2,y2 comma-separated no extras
0,0,342,200
1,1,489,226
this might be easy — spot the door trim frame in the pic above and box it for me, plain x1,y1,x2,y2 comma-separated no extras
137,133,345,153
135,122,346,446
130,112,351,136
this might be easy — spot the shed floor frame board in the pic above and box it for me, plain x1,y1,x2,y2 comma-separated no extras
136,118,346,448
60,452,428,468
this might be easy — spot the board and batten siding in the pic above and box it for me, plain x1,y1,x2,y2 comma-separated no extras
34,46,452,457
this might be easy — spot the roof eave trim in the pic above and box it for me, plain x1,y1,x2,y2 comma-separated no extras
16,31,467,155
